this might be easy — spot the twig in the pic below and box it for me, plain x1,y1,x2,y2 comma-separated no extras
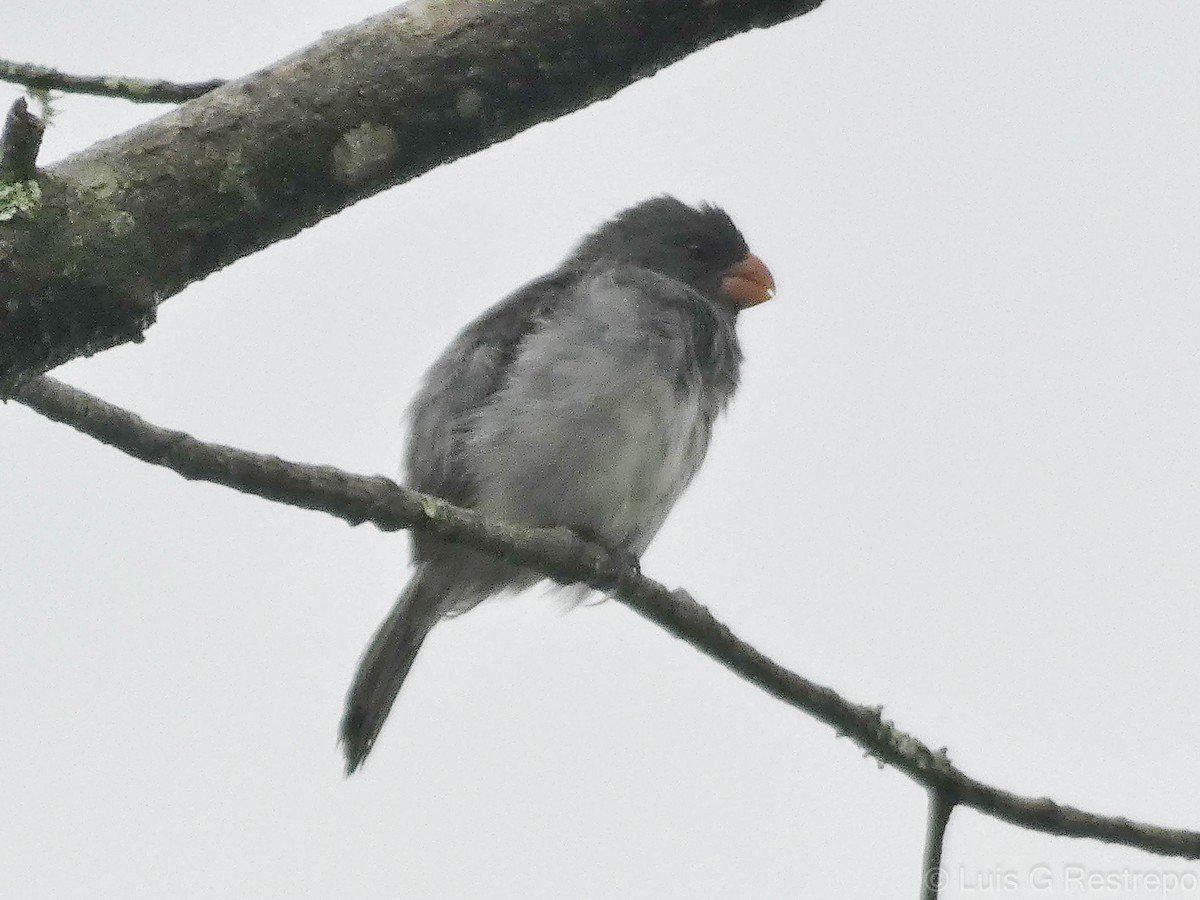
920,790,955,900
11,374,1200,860
0,97,44,182
0,57,223,103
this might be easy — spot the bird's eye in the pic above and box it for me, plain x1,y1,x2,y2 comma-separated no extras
686,242,709,261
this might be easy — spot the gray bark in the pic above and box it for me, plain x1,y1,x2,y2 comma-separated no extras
0,0,824,396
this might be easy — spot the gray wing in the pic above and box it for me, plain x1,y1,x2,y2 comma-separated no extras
405,269,579,556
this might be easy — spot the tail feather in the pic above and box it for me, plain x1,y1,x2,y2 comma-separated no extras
340,568,449,774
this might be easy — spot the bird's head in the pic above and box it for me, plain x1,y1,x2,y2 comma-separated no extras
568,196,776,312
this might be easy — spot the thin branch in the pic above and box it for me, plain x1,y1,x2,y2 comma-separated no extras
0,58,223,103
0,97,44,182
11,374,1200,860
920,790,955,900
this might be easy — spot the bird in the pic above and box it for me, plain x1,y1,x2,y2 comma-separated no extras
340,196,776,773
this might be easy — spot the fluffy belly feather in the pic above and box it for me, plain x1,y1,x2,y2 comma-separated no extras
471,375,709,556
567,379,708,554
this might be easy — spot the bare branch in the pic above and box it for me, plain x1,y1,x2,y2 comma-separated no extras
0,97,44,182
0,0,825,397
11,374,1200,860
920,791,955,900
0,58,223,103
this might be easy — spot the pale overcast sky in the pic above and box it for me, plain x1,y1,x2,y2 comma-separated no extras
3,2,1200,898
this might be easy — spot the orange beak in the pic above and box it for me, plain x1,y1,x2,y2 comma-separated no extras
720,253,776,308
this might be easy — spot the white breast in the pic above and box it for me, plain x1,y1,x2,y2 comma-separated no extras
592,379,708,555
466,271,719,556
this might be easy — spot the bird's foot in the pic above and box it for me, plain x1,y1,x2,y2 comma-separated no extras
573,528,642,586
609,547,642,584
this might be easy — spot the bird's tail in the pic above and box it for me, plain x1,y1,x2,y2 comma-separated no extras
340,566,452,774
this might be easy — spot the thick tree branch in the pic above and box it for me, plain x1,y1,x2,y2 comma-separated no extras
0,0,824,396
0,58,224,103
12,374,1200,861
